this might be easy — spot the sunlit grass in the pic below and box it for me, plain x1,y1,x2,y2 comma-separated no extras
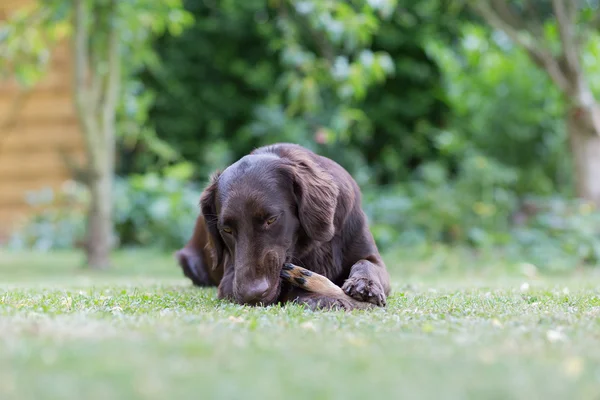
1,248,599,399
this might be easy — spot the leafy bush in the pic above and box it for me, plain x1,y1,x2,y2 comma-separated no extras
6,182,88,251
364,179,600,271
113,162,202,249
135,0,459,184
355,23,600,271
364,150,519,249
7,161,600,272
427,24,570,197
506,197,600,271
6,163,203,253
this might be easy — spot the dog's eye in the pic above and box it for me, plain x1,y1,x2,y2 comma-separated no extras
221,227,233,234
266,216,277,225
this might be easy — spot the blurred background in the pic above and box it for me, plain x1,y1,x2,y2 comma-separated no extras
0,0,599,275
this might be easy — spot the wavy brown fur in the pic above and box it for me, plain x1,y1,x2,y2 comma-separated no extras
175,143,391,311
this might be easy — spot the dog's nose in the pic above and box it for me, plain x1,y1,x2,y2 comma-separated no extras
240,279,270,304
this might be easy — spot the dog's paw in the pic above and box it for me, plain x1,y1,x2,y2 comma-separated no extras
342,276,386,307
280,263,312,289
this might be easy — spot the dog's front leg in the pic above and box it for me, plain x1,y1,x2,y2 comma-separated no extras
279,263,374,311
341,258,391,307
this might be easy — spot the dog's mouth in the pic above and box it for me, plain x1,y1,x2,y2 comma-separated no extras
261,278,284,306
233,252,290,306
241,288,280,307
233,272,284,307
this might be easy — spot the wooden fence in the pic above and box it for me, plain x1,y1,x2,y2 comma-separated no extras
0,0,84,239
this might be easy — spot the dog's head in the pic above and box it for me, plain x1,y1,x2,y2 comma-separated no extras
200,150,339,305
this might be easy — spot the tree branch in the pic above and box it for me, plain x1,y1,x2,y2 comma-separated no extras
567,0,579,19
292,11,335,63
471,1,571,94
490,0,525,30
89,8,104,111
591,11,600,31
72,0,100,170
521,0,549,39
552,0,580,76
58,146,94,186
103,0,120,123
481,1,547,46
101,0,120,172
72,0,89,108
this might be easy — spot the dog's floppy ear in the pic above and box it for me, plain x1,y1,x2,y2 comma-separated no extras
200,171,225,269
281,152,339,242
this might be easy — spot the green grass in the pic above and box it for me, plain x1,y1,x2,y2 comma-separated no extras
1,248,600,399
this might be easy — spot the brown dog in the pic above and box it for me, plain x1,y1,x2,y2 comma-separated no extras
175,143,391,310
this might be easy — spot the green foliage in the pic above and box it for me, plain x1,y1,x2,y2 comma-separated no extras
351,0,462,184
133,0,282,177
428,24,570,196
0,2,69,85
4,1,600,273
115,0,196,168
364,153,517,250
507,197,600,270
137,0,457,184
8,164,203,252
8,165,600,273
359,22,600,270
113,163,202,249
0,0,193,83
365,183,600,271
7,182,87,251
0,0,193,166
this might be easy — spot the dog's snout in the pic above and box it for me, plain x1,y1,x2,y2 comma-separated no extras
239,278,270,304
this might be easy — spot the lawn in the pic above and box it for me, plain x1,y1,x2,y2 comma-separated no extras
1,248,600,400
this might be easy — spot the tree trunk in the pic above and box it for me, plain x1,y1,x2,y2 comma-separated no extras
71,0,119,269
471,2,600,206
567,109,600,208
82,92,117,268
85,164,113,269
